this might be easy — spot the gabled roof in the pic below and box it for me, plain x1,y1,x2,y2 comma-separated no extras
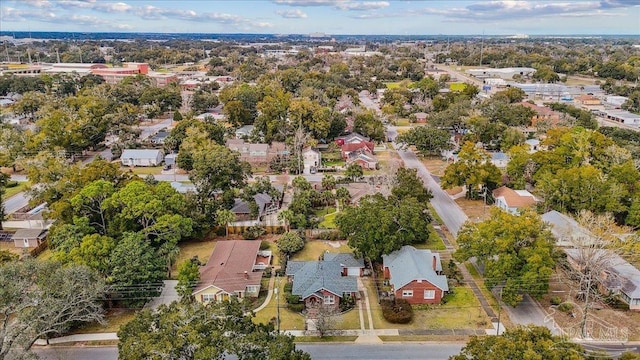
564,248,640,299
12,228,47,240
492,186,536,208
383,246,448,292
121,149,163,159
230,193,273,216
323,253,364,268
541,210,594,246
342,142,374,153
337,132,370,143
347,150,377,164
286,258,358,299
194,240,262,294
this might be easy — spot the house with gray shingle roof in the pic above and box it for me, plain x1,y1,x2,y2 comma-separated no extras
382,246,448,304
230,193,278,221
286,254,360,310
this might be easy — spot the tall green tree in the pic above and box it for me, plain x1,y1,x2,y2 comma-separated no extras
454,209,556,306
336,194,432,261
391,168,433,204
118,300,310,360
441,142,502,200
176,258,201,301
450,326,585,360
277,231,305,257
396,125,452,157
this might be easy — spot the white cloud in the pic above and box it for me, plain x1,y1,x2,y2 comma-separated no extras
0,7,57,21
21,0,53,8
276,9,308,18
336,1,389,11
273,0,345,6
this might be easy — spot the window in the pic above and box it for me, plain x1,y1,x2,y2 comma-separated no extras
424,290,436,300
323,295,335,305
246,285,259,293
202,294,215,302
402,290,413,297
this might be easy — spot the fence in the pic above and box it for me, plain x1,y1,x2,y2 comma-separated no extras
28,240,48,258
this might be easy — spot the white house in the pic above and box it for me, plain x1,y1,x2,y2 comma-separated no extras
121,149,164,167
492,186,536,215
302,148,321,175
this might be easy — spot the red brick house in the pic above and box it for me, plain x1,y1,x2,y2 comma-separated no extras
341,142,374,160
382,246,448,305
285,254,361,311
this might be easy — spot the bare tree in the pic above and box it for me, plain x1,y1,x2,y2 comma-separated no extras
0,259,105,360
311,304,337,337
561,210,637,339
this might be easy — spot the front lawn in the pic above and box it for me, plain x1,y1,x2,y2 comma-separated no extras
337,308,361,330
318,212,338,229
122,166,164,176
4,181,30,198
412,224,446,251
364,278,489,330
253,279,305,331
71,308,138,334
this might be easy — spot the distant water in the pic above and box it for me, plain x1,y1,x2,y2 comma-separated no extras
0,31,638,43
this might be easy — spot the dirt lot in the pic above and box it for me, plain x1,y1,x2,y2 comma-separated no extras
539,268,640,341
421,157,449,177
454,198,491,223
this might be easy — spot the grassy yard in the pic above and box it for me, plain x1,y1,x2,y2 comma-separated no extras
171,238,217,276
295,336,358,342
413,224,446,251
253,279,305,331
394,118,411,127
293,240,351,262
0,241,23,256
4,181,30,198
318,212,338,229
364,278,490,330
337,308,361,330
71,309,137,334
122,166,164,175
314,207,336,217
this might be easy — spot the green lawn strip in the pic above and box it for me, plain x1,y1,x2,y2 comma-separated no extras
394,118,411,126
122,166,164,175
253,279,305,331
295,336,358,342
4,181,30,198
463,263,506,323
314,207,336,217
70,309,138,334
293,240,351,262
336,308,361,330
379,335,470,342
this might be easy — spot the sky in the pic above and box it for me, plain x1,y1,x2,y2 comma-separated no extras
0,0,639,35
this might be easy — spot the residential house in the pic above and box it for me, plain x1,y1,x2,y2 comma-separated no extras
490,152,509,168
518,102,562,127
492,186,537,215
525,138,540,152
12,228,47,248
323,253,365,277
575,94,602,108
286,254,360,310
603,110,640,126
193,240,268,303
341,142,374,160
230,193,279,221
235,125,255,139
335,132,370,146
346,150,378,170
541,210,594,247
564,248,640,311
226,139,287,164
120,149,164,167
413,112,428,123
382,246,448,305
149,129,170,145
302,148,321,174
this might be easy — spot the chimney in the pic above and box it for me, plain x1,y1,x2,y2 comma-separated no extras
244,271,248,279
432,255,437,271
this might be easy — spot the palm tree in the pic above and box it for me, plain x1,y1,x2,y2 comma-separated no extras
278,209,294,232
216,209,236,238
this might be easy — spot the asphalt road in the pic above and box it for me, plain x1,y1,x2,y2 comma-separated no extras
34,343,465,360
386,126,468,237
137,117,173,141
4,192,29,214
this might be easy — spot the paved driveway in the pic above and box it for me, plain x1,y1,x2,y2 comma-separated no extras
144,280,180,309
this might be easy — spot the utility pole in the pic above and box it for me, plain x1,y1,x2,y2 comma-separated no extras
275,275,281,333
496,286,503,335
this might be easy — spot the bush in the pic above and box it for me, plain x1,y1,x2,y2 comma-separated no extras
550,296,562,306
288,303,304,312
243,225,266,240
5,181,18,188
259,241,271,251
339,294,355,312
316,231,341,241
286,295,300,304
262,267,272,278
558,302,574,313
381,299,413,324
283,282,293,294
